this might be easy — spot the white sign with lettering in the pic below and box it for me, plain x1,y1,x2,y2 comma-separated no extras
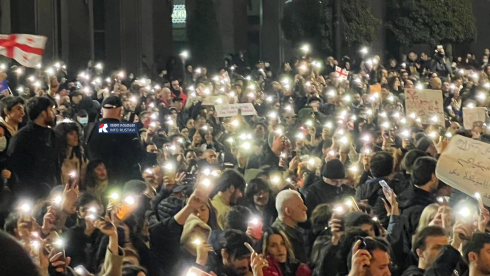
405,89,444,124
436,135,490,206
214,103,257,117
463,107,487,130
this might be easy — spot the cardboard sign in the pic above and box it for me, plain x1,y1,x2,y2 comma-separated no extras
201,96,229,106
463,107,487,130
436,135,490,206
214,103,257,117
370,84,381,95
405,89,444,124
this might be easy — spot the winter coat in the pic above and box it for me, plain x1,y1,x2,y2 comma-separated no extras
424,245,468,276
302,180,355,219
398,186,436,236
263,255,312,276
85,118,145,187
7,122,61,198
355,177,406,227
272,219,308,264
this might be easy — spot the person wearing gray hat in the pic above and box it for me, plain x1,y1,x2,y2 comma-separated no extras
302,159,354,220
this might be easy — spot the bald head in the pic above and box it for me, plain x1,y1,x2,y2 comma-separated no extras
162,87,172,100
275,190,307,225
430,77,442,90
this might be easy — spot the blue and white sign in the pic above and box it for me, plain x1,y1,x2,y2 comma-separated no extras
98,123,137,134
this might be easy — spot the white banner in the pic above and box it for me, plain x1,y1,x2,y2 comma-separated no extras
201,95,229,106
214,103,257,117
463,107,487,130
405,89,444,124
436,135,490,206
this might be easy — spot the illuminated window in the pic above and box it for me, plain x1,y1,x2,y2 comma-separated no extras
172,5,187,24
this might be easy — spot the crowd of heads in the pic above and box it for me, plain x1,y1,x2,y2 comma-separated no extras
0,44,490,276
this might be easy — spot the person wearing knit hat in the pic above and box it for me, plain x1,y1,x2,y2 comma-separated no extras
302,159,354,221
322,159,346,180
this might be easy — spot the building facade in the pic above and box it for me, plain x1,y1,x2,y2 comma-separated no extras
0,0,488,76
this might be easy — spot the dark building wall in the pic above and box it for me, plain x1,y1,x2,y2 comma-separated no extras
153,0,174,69
233,0,248,53
470,0,490,59
10,0,35,34
61,0,93,72
104,0,122,72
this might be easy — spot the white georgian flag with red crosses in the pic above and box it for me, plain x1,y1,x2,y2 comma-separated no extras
335,66,349,81
0,34,47,68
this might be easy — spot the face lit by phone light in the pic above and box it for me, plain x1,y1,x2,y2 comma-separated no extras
78,199,102,220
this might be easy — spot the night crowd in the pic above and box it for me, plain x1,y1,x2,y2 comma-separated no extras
1,44,490,276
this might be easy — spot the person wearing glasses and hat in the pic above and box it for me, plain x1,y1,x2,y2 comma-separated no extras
85,96,145,187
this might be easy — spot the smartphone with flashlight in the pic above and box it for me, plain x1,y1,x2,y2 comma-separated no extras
74,265,92,276
248,218,263,240
379,180,392,196
51,239,66,263
186,267,211,276
332,206,346,231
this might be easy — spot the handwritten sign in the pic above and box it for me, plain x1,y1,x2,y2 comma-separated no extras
202,96,229,106
436,135,490,206
463,107,487,130
214,103,257,117
405,89,444,124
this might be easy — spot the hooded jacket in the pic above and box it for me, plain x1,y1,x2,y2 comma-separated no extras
355,177,405,226
398,186,436,236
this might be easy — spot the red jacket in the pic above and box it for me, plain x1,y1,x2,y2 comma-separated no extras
262,255,312,276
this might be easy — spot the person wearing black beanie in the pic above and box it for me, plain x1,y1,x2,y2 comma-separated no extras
302,159,355,220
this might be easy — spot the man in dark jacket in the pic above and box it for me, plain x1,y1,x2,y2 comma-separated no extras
273,190,309,263
356,152,404,225
7,97,60,199
430,47,452,79
303,159,355,219
423,225,477,276
85,96,145,187
402,226,448,276
398,157,438,236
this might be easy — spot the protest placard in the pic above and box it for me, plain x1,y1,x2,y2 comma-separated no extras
202,95,229,106
214,103,257,117
370,84,381,95
405,89,444,124
435,135,490,206
463,107,487,130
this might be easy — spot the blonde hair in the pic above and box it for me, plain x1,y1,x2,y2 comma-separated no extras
412,203,440,244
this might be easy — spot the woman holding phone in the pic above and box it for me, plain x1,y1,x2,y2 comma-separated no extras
261,228,311,276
